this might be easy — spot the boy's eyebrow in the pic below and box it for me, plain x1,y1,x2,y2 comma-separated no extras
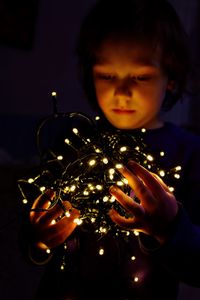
94,57,160,69
93,63,160,72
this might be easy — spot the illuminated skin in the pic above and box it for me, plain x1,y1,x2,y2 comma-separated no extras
109,161,178,245
30,40,178,252
30,190,80,249
93,39,171,130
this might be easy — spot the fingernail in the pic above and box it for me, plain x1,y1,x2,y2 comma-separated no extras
127,161,139,177
108,208,114,216
46,189,55,199
109,185,117,193
128,160,136,166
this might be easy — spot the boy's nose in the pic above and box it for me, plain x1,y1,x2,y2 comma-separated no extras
114,80,132,97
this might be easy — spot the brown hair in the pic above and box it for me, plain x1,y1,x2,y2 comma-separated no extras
76,0,191,111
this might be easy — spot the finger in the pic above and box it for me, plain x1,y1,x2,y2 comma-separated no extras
117,165,155,206
40,209,80,247
38,201,73,227
151,173,172,193
127,160,168,198
109,208,142,230
109,186,145,218
30,190,55,223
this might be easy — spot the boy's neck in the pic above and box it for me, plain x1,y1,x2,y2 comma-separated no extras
145,119,164,130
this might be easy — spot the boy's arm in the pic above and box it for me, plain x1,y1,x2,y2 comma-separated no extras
139,205,200,287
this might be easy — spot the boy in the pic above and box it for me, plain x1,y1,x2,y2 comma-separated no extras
27,0,200,299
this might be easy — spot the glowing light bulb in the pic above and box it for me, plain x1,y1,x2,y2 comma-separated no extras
99,248,104,255
40,186,46,192
134,230,139,236
169,186,175,192
131,256,136,261
147,154,154,161
160,151,165,156
74,218,83,225
51,91,57,96
89,159,96,166
109,168,115,174
120,146,127,152
115,163,123,169
65,211,71,217
64,138,70,144
70,185,76,191
175,166,181,171
103,196,109,202
57,155,63,160
72,128,78,134
174,174,180,179
64,186,69,192
99,227,107,233
102,158,108,164
28,178,34,183
110,196,116,202
96,185,102,190
134,276,139,282
141,128,146,133
83,190,89,196
159,170,165,177
122,178,128,185
117,181,123,186
22,199,28,204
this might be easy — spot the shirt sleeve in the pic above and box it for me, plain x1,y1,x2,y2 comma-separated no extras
139,205,200,287
139,137,200,287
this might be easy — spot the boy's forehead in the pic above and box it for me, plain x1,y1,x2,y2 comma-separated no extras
95,39,162,67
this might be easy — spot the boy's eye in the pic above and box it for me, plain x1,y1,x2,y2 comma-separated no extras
96,73,116,81
134,75,151,82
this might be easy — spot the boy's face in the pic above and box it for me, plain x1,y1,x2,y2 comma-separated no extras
93,39,171,130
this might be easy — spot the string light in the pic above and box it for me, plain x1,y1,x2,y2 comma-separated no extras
18,109,182,271
99,247,105,255
18,112,182,234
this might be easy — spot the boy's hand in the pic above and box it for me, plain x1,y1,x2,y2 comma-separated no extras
109,160,178,244
29,190,80,250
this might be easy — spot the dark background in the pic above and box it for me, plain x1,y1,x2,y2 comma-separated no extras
0,0,200,299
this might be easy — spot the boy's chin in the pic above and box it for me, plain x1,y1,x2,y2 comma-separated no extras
108,121,138,131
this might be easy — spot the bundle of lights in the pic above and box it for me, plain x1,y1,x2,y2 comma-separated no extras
19,110,181,239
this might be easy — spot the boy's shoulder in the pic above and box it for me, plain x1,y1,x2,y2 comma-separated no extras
164,122,200,146
145,122,200,158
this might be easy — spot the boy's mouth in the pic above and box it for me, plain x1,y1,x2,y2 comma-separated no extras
112,109,136,114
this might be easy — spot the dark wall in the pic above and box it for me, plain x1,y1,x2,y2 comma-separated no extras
0,0,95,116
